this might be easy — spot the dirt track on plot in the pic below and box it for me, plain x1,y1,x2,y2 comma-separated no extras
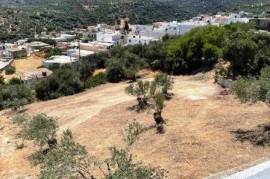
2,73,270,178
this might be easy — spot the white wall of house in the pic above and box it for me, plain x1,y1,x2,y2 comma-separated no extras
227,13,250,24
96,31,123,45
127,35,157,45
178,21,208,35
139,30,166,39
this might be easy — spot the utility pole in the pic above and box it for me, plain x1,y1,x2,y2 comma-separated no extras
78,37,81,61
76,33,81,61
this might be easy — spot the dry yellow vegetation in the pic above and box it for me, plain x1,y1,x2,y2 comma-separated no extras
1,73,270,178
1,53,44,81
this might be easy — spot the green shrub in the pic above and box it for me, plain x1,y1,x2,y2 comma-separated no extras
29,129,93,178
165,26,224,74
14,113,58,148
82,52,109,69
224,36,258,76
44,48,62,58
12,114,30,126
257,66,270,100
232,78,253,103
85,72,107,88
247,81,263,102
126,80,154,111
9,77,23,85
106,58,126,83
35,68,83,100
154,73,174,97
233,66,270,103
0,75,5,85
106,147,166,179
106,50,145,82
125,122,144,147
5,66,16,75
12,111,166,179
0,84,33,110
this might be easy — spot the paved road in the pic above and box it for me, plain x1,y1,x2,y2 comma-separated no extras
225,160,270,179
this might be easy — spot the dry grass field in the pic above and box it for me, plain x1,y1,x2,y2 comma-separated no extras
1,54,44,81
1,72,270,178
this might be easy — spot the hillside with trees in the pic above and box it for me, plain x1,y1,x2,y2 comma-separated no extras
0,0,263,41
3,21,270,178
2,22,270,109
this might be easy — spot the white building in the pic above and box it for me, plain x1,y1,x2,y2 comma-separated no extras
51,34,76,42
139,29,167,39
130,25,153,35
96,31,123,45
43,55,78,67
20,68,53,85
0,58,13,71
17,39,28,46
80,41,114,52
26,41,51,55
136,23,177,39
67,49,95,59
227,13,250,24
127,35,158,45
178,20,209,35
134,20,209,39
96,24,112,32
210,13,250,26
153,21,182,36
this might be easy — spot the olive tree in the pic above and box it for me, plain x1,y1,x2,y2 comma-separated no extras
126,79,168,133
153,93,166,134
104,147,166,179
12,111,167,179
29,130,95,179
124,121,144,147
15,113,58,149
104,122,166,179
154,73,173,98
0,84,33,110
126,80,157,111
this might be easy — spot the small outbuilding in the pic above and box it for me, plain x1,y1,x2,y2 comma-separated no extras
7,48,27,59
43,55,78,67
20,68,53,85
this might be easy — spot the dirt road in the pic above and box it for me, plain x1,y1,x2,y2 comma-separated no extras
26,82,133,131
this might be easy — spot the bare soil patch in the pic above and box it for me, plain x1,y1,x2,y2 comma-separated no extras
2,53,44,81
13,54,44,74
2,73,270,178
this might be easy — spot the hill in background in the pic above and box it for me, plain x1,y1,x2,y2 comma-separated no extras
0,0,264,41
